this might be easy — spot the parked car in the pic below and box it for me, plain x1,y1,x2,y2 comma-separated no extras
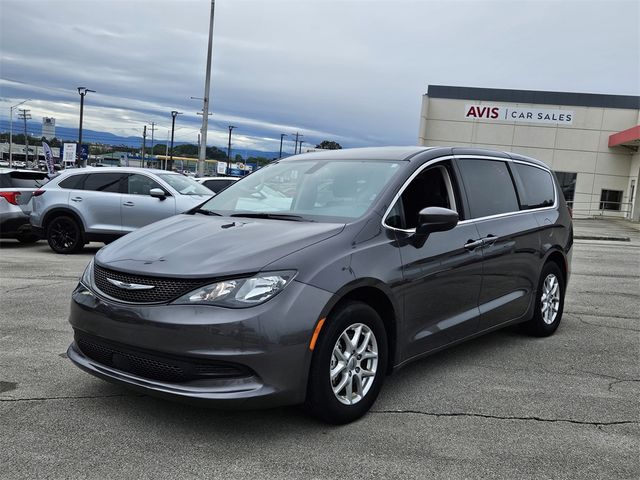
30,167,214,253
195,176,238,193
0,168,50,243
66,147,573,423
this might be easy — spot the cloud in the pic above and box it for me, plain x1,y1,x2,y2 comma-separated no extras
1,0,638,153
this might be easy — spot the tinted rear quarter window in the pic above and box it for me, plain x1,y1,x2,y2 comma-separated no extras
83,173,124,193
458,159,519,218
0,172,49,188
58,174,88,190
512,163,555,209
203,179,234,193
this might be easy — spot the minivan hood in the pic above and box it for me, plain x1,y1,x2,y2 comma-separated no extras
96,214,345,278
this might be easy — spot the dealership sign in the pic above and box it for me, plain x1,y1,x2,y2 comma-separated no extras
465,104,573,125
62,143,77,162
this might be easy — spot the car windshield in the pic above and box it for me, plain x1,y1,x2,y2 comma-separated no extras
197,159,403,221
156,173,213,195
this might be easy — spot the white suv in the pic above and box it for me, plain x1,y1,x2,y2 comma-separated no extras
30,167,213,253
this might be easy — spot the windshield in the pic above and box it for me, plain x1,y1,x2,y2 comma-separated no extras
157,173,213,195
197,159,403,221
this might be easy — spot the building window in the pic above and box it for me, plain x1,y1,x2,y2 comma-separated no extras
553,171,576,206
599,189,623,211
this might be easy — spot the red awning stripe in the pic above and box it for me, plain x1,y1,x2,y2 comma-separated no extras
609,125,640,147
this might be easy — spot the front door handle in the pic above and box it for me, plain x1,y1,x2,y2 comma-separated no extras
482,234,498,246
71,197,82,202
464,239,484,250
123,201,135,207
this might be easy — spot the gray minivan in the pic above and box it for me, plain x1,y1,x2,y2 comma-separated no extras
67,147,573,423
30,167,213,253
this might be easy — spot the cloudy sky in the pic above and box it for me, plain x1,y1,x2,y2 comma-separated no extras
1,0,638,154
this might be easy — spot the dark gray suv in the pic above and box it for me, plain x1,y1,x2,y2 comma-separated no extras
67,147,573,423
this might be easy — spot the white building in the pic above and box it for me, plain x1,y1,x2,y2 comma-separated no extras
419,86,640,220
42,117,56,140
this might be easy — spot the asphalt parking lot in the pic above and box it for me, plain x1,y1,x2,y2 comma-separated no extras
1,219,638,479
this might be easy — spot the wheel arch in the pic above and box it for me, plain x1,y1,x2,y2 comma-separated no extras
543,248,567,283
318,279,400,373
42,208,86,232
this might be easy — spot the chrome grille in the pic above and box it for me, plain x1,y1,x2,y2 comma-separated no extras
93,264,208,303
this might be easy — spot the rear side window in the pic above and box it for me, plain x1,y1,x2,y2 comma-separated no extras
0,172,49,188
83,173,124,193
457,159,519,219
512,163,555,209
59,174,87,190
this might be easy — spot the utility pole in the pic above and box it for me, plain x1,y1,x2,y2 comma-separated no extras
18,109,31,165
292,132,300,155
197,0,216,177
227,125,236,165
169,111,182,171
77,87,95,167
164,130,170,170
278,133,287,159
141,125,147,167
149,122,156,167
9,99,29,168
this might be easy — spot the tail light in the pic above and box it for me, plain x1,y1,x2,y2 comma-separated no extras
33,189,46,197
0,191,21,205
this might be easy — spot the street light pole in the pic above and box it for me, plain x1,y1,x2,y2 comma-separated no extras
278,133,287,159
197,0,216,177
227,125,236,165
77,87,95,167
9,99,29,168
169,111,182,171
18,109,32,165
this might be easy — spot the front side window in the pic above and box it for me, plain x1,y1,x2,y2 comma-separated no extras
156,174,213,195
385,165,456,230
457,159,519,219
599,189,623,211
198,159,403,222
82,173,124,193
513,163,555,209
127,174,163,196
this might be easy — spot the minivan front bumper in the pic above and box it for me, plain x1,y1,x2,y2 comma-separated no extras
68,280,334,408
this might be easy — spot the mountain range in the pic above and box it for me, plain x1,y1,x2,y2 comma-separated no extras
0,118,284,160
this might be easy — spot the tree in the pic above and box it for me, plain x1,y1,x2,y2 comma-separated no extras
316,140,342,150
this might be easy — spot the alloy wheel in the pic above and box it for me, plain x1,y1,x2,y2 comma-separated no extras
330,323,378,405
541,273,560,325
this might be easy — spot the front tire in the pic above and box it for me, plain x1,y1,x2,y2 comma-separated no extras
522,262,565,337
46,215,84,254
305,301,388,424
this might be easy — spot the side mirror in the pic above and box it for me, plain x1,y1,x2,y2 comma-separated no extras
415,207,458,236
149,188,167,200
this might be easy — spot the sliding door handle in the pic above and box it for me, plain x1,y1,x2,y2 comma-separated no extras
464,239,484,250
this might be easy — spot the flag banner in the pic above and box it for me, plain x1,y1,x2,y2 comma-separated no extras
42,142,55,174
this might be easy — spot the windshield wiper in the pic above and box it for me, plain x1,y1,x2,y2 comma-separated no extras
230,212,310,222
192,208,222,216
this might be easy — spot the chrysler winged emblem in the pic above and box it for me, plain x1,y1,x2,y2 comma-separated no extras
106,278,155,290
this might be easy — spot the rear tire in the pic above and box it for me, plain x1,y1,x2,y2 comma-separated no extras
46,215,84,254
522,262,565,337
305,301,388,424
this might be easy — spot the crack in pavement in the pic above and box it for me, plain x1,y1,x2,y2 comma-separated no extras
565,313,640,332
3,281,67,293
0,393,145,402
608,379,640,392
370,409,639,427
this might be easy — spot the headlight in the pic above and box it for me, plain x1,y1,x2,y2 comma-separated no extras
173,270,296,308
80,258,94,287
